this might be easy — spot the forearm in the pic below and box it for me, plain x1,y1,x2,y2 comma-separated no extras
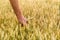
10,0,21,15
9,0,27,25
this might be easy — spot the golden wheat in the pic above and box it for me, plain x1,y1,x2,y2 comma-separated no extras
0,0,60,40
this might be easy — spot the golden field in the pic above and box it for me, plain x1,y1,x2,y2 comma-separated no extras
0,0,60,40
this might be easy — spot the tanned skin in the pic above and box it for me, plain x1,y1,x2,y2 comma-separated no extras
10,0,27,25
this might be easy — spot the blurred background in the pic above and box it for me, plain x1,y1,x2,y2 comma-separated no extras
0,0,60,40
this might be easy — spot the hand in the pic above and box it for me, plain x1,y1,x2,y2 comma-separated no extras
17,15,28,25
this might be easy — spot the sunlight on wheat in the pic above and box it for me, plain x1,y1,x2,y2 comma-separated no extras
0,0,60,40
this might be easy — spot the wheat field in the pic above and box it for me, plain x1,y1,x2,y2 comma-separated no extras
0,0,60,40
